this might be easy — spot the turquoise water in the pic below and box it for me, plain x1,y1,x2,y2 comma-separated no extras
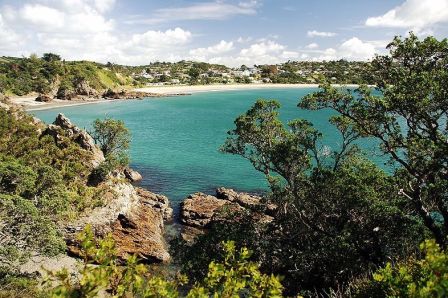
32,88,384,207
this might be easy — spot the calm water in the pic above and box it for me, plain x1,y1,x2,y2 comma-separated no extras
32,88,385,207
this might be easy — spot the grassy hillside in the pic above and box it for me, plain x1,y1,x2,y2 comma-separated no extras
0,54,136,97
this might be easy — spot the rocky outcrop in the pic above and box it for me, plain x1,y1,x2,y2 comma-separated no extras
124,167,143,182
136,187,173,221
180,193,229,227
76,80,99,98
65,183,172,263
35,94,53,102
56,86,76,100
216,187,277,215
180,188,275,229
43,113,105,168
103,89,161,100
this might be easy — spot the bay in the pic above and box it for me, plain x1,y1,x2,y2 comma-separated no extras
32,88,384,208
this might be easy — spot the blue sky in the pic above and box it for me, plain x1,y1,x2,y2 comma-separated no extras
0,0,447,66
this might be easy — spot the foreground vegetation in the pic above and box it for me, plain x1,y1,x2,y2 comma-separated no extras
1,33,448,297
173,33,448,296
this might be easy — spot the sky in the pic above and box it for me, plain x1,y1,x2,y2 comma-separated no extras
0,0,447,67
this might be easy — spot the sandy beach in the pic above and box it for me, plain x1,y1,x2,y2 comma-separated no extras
10,95,111,111
11,83,354,111
134,83,323,95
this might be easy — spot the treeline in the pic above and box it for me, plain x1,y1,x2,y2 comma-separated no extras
0,54,133,97
260,60,375,84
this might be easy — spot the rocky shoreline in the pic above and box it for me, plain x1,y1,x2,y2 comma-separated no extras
2,98,275,277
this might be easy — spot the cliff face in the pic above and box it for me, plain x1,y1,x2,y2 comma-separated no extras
65,183,172,263
41,112,173,263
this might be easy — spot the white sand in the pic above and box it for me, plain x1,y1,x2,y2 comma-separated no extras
134,83,323,95
9,95,111,111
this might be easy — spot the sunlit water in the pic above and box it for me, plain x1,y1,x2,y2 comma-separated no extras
33,88,386,212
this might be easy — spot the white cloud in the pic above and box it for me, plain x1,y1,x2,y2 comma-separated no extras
240,40,285,57
194,40,295,67
129,0,261,24
281,51,299,59
0,13,22,52
307,30,337,37
20,4,65,29
365,0,448,31
126,28,192,48
93,0,116,13
310,37,383,61
339,37,376,60
0,1,194,65
190,40,234,56
305,42,319,49
18,2,113,34
237,36,252,43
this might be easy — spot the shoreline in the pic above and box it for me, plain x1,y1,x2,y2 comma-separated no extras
12,83,358,111
133,83,323,95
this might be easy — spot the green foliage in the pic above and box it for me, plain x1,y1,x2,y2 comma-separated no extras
213,35,443,294
301,33,448,247
0,107,105,277
91,118,130,161
0,275,47,298
0,194,66,274
187,241,283,298
0,54,134,96
47,227,283,297
89,117,131,182
372,239,448,297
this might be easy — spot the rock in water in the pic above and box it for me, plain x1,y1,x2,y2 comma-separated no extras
179,188,276,242
180,192,229,227
124,167,143,182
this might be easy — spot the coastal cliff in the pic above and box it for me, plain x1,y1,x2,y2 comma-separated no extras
45,112,174,264
0,99,173,277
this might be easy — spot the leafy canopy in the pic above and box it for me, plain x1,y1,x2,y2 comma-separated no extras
301,32,448,247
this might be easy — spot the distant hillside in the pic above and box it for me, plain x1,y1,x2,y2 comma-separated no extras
0,54,137,97
0,53,374,98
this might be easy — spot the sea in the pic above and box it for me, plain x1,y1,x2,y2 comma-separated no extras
32,88,386,211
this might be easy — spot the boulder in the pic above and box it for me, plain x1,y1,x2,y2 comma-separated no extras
180,193,229,227
35,94,53,102
216,187,262,209
124,167,143,182
216,187,277,215
180,188,276,242
65,183,171,263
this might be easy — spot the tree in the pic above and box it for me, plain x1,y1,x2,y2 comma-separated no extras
188,67,200,83
217,98,425,295
91,118,130,162
300,33,448,247
42,53,61,63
